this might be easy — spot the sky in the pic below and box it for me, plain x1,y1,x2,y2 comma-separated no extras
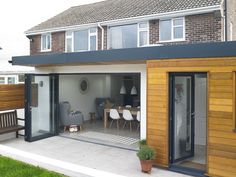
0,0,103,71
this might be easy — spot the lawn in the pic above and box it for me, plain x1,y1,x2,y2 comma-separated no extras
0,156,66,177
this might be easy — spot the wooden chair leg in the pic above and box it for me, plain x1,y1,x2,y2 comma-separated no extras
16,131,19,138
129,121,132,131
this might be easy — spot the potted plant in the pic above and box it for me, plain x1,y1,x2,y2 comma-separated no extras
137,141,156,174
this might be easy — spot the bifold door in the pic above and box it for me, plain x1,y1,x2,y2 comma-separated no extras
25,74,58,142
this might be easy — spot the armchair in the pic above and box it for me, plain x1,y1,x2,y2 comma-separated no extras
59,101,84,131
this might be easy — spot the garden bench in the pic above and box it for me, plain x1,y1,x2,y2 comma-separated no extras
0,110,25,138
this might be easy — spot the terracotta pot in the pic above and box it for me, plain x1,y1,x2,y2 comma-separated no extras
140,160,153,174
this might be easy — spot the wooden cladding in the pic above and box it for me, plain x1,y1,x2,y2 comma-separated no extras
0,84,24,111
147,57,236,176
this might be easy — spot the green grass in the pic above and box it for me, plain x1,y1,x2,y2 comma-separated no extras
0,156,66,177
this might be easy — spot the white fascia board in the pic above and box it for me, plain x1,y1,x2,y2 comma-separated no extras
25,5,221,36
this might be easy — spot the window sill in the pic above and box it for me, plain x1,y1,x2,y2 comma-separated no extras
159,39,186,43
41,49,51,52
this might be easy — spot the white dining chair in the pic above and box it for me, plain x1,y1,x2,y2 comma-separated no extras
136,111,141,131
123,109,134,131
109,109,121,129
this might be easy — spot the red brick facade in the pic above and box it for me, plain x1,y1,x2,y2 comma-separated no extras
30,32,65,55
30,12,224,55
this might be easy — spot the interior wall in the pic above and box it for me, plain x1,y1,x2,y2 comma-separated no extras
59,75,111,120
195,75,207,146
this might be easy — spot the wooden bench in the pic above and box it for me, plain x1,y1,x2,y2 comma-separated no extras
0,110,25,138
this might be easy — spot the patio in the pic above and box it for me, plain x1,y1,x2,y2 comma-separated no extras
0,136,192,177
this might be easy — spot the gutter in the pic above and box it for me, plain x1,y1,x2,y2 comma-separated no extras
97,23,104,50
25,5,221,35
224,0,228,41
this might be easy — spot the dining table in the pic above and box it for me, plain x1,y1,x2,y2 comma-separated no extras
103,107,140,128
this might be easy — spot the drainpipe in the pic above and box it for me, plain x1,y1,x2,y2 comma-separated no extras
224,0,228,41
98,23,104,50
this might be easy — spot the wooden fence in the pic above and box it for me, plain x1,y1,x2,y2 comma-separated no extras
0,84,25,111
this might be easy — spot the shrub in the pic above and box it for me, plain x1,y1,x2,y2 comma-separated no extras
138,139,147,149
137,145,156,160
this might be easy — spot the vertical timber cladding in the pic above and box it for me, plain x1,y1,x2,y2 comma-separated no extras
147,57,236,176
0,84,25,111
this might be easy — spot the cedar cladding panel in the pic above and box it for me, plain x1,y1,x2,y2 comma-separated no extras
147,57,236,177
0,84,25,111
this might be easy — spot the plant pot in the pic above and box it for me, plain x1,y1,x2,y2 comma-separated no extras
140,160,153,174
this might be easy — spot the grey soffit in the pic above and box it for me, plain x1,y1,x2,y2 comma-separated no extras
27,0,222,33
12,41,236,67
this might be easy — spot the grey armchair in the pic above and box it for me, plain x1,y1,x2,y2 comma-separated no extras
59,101,84,131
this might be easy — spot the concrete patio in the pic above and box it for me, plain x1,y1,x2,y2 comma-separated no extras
0,136,191,177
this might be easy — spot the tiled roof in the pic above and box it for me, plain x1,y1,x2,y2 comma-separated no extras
27,0,222,33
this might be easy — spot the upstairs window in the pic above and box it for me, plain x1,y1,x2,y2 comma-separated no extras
108,22,148,49
41,33,51,51
138,22,149,47
66,28,97,52
159,17,185,42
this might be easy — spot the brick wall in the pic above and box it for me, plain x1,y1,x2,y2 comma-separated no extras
29,32,65,55
29,12,224,55
185,12,223,43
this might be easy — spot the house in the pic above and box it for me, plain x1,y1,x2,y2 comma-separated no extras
9,0,236,177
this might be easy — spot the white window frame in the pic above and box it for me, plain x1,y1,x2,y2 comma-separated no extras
41,33,51,52
137,21,149,47
230,22,233,41
65,31,74,53
88,28,98,51
108,22,149,49
159,17,185,42
65,28,97,52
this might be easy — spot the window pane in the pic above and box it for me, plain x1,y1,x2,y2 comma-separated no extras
174,26,183,39
90,35,96,51
74,30,88,51
42,35,47,50
160,20,171,41
66,31,72,37
139,31,148,46
66,38,72,52
173,18,183,26
109,24,137,49
8,77,15,84
90,28,97,33
0,77,5,84
47,35,51,49
18,75,25,82
139,22,147,29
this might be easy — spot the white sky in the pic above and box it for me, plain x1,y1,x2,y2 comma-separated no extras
0,0,103,71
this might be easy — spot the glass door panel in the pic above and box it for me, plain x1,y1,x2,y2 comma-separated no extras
171,74,195,162
25,74,58,142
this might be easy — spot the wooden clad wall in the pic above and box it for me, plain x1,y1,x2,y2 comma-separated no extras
147,57,236,177
0,84,25,111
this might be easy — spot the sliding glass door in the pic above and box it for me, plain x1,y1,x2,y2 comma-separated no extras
25,74,58,142
170,73,195,163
